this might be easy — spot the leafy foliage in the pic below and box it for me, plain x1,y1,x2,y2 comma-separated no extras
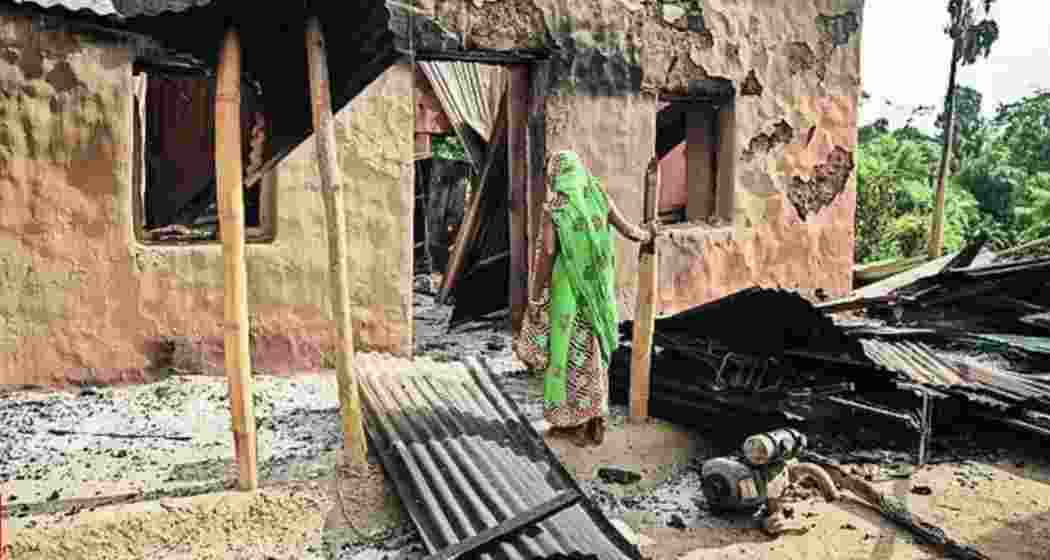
936,85,985,164
857,87,1050,263
432,134,467,161
853,1,1033,263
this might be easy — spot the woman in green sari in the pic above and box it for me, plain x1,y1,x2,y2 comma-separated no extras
517,150,660,446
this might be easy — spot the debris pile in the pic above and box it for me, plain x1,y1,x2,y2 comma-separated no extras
614,238,1050,460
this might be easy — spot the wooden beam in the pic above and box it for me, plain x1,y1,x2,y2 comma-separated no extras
507,66,529,334
525,61,550,313
714,102,736,222
438,91,509,303
685,107,716,221
305,14,367,466
629,158,661,423
215,25,257,491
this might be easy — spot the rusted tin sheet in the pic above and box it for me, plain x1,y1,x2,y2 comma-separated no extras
859,339,1050,410
357,353,640,560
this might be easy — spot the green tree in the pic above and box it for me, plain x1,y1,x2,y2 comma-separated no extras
898,177,981,255
936,85,985,164
953,126,1020,222
1014,173,1050,241
859,117,890,145
994,90,1050,177
855,134,935,262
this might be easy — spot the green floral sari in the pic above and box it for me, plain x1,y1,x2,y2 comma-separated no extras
544,151,619,408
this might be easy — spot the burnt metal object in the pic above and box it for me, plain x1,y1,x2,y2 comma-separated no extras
624,288,861,359
448,140,511,327
358,353,640,560
859,338,1050,416
823,390,936,466
973,412,1050,439
1021,311,1050,331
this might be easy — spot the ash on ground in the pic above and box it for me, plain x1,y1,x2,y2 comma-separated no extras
4,289,1046,559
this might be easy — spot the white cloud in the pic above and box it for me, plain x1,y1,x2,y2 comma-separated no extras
859,1,1049,132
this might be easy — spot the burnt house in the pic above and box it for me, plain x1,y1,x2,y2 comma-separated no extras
0,0,864,386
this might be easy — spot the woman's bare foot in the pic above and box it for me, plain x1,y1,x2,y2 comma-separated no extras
587,417,606,446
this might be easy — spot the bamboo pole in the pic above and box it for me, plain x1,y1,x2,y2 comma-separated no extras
215,25,257,491
629,157,661,423
305,14,367,465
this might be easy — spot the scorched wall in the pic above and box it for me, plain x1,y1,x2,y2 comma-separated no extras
421,0,863,318
0,10,414,386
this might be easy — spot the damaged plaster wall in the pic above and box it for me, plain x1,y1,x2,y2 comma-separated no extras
417,0,862,317
0,10,414,386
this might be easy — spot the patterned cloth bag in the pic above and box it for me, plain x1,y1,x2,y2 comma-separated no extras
514,232,550,373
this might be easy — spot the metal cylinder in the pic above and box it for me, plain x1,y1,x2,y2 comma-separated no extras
741,428,807,466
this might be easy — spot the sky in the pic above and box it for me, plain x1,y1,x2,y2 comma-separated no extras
860,1,1050,132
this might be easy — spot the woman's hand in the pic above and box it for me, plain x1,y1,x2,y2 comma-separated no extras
640,220,662,244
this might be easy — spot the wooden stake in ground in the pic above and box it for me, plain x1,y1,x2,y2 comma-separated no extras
305,14,367,466
215,25,258,491
629,157,661,423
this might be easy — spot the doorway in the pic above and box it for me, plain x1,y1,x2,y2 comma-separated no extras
411,58,539,352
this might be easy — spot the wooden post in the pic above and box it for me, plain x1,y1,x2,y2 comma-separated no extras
629,158,661,423
525,61,550,304
305,14,367,465
507,66,529,334
215,25,258,491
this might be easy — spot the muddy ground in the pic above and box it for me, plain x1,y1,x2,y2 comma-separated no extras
3,290,1050,559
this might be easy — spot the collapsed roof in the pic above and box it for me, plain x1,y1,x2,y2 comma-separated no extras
11,0,408,180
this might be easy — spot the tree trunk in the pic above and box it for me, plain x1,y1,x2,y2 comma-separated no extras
929,38,963,259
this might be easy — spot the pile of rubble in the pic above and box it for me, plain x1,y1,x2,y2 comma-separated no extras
614,238,1050,464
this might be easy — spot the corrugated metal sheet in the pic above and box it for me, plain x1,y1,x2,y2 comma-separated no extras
859,340,966,388
10,0,212,18
111,0,211,17
859,339,1050,408
624,288,861,358
358,353,640,560
1021,311,1050,330
974,334,1050,355
10,0,116,16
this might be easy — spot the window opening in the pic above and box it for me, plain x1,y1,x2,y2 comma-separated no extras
133,67,271,244
655,98,735,226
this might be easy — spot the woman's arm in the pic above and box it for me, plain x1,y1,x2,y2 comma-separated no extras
607,158,660,243
608,194,649,243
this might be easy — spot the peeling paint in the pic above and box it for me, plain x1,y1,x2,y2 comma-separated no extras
787,41,817,76
740,69,762,96
787,146,855,221
742,120,794,162
0,10,413,386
